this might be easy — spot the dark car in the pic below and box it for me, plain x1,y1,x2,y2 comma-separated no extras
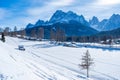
18,45,25,51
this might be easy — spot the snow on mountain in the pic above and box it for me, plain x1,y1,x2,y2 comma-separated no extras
35,20,45,27
90,18,108,31
49,10,66,23
26,23,34,29
25,10,90,29
89,16,100,31
102,14,120,31
25,10,98,38
49,10,89,26
90,14,120,31
0,36,120,80
25,10,120,32
89,16,99,25
97,19,108,31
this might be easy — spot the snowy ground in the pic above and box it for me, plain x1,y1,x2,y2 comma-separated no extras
0,36,120,80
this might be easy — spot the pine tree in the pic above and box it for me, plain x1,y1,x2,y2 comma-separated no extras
79,50,94,78
1,33,5,42
14,26,17,37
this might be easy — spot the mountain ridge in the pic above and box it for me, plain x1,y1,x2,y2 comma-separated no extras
26,10,90,28
25,10,120,38
26,10,120,32
89,14,120,31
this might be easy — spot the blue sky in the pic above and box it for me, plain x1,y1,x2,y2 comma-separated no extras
0,0,120,29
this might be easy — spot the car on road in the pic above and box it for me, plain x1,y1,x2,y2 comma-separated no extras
18,45,25,51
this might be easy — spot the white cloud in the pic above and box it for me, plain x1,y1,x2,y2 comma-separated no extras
26,0,75,21
49,0,74,6
95,0,120,6
26,0,77,22
26,6,54,21
1,0,120,29
0,8,13,20
0,8,7,20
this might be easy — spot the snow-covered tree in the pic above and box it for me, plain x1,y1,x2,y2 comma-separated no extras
79,50,94,78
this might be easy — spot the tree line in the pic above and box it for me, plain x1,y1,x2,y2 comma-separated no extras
1,26,120,44
0,26,25,38
0,26,26,42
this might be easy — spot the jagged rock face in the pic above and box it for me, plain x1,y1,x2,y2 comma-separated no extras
25,10,98,38
89,14,120,31
25,10,120,38
35,20,45,27
49,10,89,26
89,16,99,25
102,14,120,31
26,10,89,29
26,23,34,29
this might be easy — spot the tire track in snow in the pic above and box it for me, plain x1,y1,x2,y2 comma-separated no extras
95,60,120,67
92,70,118,80
24,60,59,80
31,48,76,65
25,43,118,80
29,51,118,80
9,55,17,62
25,63,47,80
30,52,84,80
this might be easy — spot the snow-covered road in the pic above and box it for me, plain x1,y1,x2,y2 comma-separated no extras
0,37,120,80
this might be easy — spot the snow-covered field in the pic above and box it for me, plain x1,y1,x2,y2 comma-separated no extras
0,36,120,80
